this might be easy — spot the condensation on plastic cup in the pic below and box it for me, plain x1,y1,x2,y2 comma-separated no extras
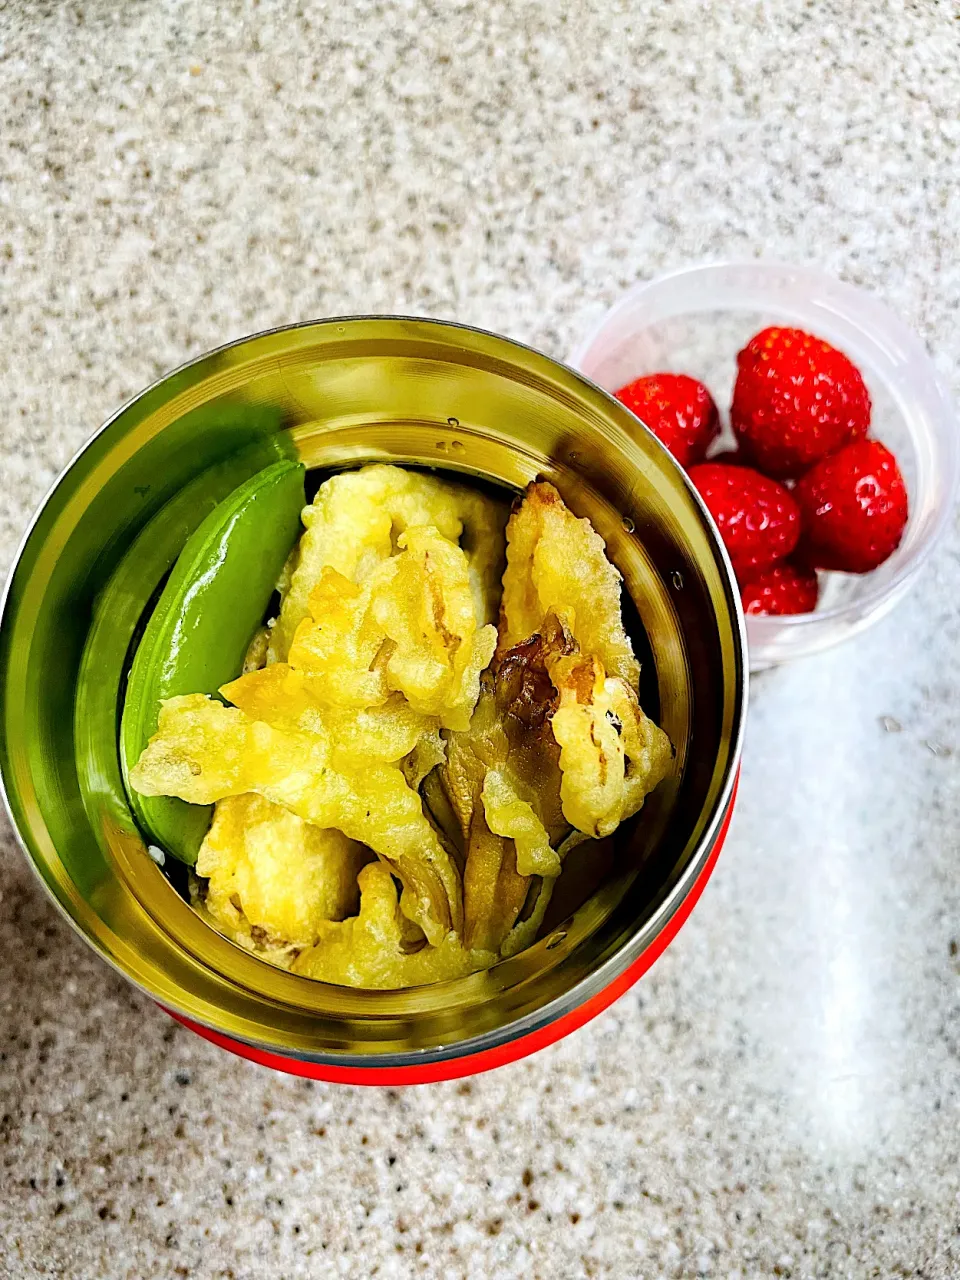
570,260,959,670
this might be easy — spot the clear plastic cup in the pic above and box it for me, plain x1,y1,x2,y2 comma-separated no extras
570,261,959,669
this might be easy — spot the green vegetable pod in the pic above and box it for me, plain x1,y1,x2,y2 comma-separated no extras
119,459,306,864
74,442,296,876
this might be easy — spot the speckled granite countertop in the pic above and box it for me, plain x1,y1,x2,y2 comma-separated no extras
2,3,959,1277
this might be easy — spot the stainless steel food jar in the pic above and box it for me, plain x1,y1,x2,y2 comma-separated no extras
0,318,747,1084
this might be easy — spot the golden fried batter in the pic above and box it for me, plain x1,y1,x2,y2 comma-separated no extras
292,862,495,988
129,693,461,945
222,669,432,762
286,526,496,730
269,465,506,662
286,570,390,708
549,653,672,838
498,481,640,687
439,625,571,952
197,793,369,949
437,495,672,953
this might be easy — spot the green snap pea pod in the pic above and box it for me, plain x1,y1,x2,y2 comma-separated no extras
119,460,306,864
75,446,299,873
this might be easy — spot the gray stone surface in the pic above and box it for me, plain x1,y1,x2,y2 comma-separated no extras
2,2,959,1276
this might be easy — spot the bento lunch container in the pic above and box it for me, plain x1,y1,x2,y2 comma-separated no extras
0,318,746,1084
571,261,959,670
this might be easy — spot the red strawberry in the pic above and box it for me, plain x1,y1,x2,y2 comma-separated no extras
615,373,720,468
740,562,819,616
688,462,801,575
795,439,908,573
731,326,871,478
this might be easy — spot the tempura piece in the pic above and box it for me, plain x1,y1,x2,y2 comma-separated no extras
498,481,640,688
497,482,671,836
196,793,369,949
371,526,497,730
287,526,497,730
401,724,447,792
500,877,555,958
242,625,271,674
286,570,390,708
457,490,509,628
129,694,461,944
481,769,559,878
268,465,507,661
441,682,533,951
438,483,673,952
222,669,432,764
292,863,495,988
440,624,572,951
549,654,673,838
